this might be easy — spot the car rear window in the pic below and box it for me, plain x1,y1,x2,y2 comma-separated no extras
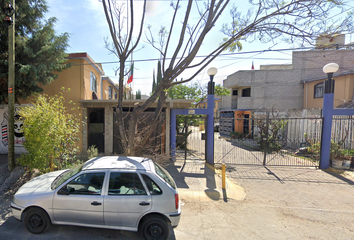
154,163,176,189
141,174,162,195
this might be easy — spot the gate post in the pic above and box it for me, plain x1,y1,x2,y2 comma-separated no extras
320,93,334,169
170,110,177,161
206,94,214,165
263,111,269,166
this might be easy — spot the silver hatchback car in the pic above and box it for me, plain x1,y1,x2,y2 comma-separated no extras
11,156,181,240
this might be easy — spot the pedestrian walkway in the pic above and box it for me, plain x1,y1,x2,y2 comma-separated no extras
164,151,246,202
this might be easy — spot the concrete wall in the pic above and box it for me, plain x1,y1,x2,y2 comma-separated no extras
0,105,28,154
223,68,303,110
223,48,354,111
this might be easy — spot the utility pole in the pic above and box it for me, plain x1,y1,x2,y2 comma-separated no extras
4,1,15,171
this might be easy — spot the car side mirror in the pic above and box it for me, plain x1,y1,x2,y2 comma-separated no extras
57,188,70,195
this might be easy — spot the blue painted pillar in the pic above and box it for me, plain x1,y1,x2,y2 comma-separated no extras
170,110,177,161
206,94,214,165
320,93,334,169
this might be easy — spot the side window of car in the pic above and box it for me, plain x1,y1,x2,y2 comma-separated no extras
141,174,162,195
65,172,105,195
108,172,147,195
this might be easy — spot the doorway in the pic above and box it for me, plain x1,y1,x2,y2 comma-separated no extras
88,108,105,153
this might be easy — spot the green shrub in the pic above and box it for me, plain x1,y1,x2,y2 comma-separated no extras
87,145,98,159
18,89,82,172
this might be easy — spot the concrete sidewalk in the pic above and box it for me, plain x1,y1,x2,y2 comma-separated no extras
164,157,246,203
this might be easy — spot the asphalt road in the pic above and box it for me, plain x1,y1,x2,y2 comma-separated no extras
1,151,354,239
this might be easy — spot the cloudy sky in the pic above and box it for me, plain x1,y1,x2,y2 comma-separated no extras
45,0,354,96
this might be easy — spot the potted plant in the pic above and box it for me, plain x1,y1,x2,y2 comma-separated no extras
342,149,354,169
330,141,347,169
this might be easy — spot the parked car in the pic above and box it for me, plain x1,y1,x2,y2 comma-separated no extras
11,156,181,240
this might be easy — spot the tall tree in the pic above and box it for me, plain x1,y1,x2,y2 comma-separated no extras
152,69,156,94
156,60,162,86
136,89,141,99
103,0,353,155
0,0,69,104
168,83,230,103
168,83,201,101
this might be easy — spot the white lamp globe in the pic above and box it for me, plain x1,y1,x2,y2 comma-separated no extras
323,63,339,74
207,67,218,76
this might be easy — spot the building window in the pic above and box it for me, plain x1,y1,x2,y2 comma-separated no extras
242,88,251,97
232,89,238,96
314,82,324,98
114,92,118,100
108,86,112,99
90,72,97,93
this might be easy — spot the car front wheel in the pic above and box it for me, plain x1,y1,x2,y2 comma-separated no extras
24,208,50,234
141,216,170,240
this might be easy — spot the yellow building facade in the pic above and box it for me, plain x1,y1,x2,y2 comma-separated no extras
19,53,118,153
303,73,354,109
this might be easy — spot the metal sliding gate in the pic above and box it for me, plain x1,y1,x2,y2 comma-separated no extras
176,115,207,161
215,115,323,167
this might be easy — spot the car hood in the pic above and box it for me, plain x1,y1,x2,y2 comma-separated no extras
15,170,68,195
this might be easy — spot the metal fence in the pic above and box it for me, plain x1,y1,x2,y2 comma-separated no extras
177,113,354,167
215,116,324,167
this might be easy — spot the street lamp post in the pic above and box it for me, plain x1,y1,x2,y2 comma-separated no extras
206,67,217,165
207,67,217,95
323,63,339,94
320,63,339,169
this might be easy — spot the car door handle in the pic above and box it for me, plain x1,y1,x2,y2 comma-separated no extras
139,201,150,206
91,201,102,206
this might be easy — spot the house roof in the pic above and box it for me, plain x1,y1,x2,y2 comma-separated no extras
302,71,354,83
102,77,119,91
79,98,194,109
68,52,105,75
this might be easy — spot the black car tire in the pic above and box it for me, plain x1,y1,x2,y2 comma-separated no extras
24,208,50,234
140,216,170,240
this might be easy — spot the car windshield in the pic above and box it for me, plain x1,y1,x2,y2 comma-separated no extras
154,162,176,189
51,163,84,190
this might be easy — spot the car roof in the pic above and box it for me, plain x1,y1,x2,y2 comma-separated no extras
82,156,153,171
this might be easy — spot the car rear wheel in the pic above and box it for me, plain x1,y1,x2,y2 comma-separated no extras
24,208,50,234
141,216,169,240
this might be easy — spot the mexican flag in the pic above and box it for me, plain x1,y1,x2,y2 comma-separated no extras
127,62,134,84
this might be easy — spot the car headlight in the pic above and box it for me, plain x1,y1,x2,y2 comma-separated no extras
12,195,16,205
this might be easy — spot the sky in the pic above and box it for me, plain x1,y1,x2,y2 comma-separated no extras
45,0,354,96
